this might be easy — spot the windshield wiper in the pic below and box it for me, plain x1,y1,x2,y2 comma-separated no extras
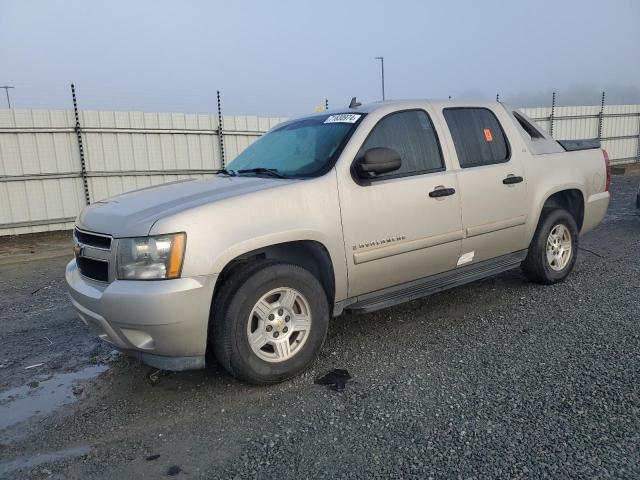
215,168,236,176
237,168,286,178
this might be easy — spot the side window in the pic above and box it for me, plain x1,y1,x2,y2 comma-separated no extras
359,110,444,179
443,108,509,168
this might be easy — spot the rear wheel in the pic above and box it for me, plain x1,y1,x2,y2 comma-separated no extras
210,261,329,384
522,208,578,284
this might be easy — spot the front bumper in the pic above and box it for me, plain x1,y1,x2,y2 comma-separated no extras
65,259,217,370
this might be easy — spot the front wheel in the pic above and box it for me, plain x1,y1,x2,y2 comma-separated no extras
522,208,579,284
210,262,329,384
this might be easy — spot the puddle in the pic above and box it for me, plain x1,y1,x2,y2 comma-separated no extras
0,364,108,430
0,445,91,476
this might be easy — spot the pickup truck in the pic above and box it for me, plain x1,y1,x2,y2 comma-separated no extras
66,100,610,384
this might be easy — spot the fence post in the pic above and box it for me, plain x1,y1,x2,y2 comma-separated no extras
598,91,606,142
216,90,225,168
71,83,90,205
636,114,640,163
549,91,556,137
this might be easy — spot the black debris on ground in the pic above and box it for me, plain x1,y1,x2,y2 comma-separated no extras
314,368,352,392
167,465,183,476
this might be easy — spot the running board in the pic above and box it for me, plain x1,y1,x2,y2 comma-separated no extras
339,250,527,315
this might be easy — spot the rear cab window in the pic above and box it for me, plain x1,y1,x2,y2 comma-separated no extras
513,111,545,140
443,107,510,168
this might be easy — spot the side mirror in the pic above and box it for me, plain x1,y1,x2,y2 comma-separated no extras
356,147,402,177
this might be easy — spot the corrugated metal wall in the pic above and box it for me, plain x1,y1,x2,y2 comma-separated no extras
1,105,638,236
0,109,286,236
0,109,85,235
521,104,640,164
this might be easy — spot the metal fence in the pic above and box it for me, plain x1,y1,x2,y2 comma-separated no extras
0,108,287,235
521,104,640,165
1,103,639,236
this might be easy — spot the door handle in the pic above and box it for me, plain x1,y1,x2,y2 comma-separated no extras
503,175,524,185
429,187,456,198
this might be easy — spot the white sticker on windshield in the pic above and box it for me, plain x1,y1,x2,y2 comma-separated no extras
324,114,361,124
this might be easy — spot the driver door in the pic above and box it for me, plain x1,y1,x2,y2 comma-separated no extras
336,109,463,297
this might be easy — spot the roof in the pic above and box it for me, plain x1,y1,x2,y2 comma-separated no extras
315,99,506,116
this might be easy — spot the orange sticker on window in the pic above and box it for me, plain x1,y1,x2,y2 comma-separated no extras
483,128,493,142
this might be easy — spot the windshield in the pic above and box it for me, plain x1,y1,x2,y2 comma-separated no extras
226,113,364,178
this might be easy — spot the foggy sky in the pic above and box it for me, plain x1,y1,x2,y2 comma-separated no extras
1,0,639,116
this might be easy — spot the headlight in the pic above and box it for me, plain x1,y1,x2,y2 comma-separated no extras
116,233,186,280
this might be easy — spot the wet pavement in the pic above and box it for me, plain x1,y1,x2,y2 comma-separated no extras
0,446,91,477
0,365,108,432
0,174,639,479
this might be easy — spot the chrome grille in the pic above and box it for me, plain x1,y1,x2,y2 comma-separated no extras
76,256,109,282
74,228,113,282
74,228,112,250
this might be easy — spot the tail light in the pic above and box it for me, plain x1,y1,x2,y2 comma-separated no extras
602,149,611,192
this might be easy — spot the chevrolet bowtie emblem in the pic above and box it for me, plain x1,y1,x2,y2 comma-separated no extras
73,244,83,257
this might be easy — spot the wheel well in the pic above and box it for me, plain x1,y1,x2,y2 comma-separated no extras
213,240,336,311
542,189,585,231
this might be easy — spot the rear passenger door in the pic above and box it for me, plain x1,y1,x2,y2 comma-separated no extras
443,107,528,264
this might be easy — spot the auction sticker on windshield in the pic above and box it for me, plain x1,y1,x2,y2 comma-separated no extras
324,114,361,124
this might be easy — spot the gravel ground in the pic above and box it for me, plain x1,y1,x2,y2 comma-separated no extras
0,175,639,479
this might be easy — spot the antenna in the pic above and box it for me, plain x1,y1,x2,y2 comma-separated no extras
374,57,385,100
349,97,361,109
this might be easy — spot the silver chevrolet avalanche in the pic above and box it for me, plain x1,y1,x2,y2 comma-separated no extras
67,100,610,383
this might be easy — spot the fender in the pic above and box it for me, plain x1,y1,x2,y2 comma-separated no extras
526,182,586,243
211,229,347,302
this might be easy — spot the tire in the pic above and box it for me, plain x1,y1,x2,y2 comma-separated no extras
210,261,329,384
522,208,579,284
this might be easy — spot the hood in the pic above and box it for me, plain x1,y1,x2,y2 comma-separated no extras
77,176,294,237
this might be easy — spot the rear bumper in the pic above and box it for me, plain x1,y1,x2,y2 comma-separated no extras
581,191,610,234
65,259,217,370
